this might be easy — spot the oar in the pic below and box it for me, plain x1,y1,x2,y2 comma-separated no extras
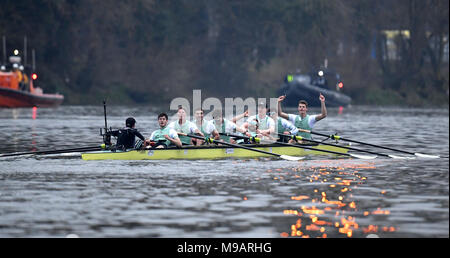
0,144,106,158
299,129,440,159
180,133,304,161
278,133,412,159
219,132,376,159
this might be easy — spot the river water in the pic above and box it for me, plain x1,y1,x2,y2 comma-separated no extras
0,105,448,238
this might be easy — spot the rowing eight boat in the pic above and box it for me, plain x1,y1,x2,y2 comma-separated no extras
81,143,349,160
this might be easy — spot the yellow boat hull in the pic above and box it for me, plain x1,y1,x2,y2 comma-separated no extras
81,144,349,160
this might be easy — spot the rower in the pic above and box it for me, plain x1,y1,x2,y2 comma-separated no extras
268,108,298,142
193,108,220,142
110,117,146,150
146,113,182,148
277,93,327,140
168,106,204,145
212,109,249,144
243,102,275,141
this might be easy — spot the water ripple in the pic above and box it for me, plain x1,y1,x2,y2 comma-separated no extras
0,106,448,237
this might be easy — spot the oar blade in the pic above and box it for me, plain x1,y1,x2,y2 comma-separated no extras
388,154,415,159
280,155,305,161
350,153,377,159
414,153,440,159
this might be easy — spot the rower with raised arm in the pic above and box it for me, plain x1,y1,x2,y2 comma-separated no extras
146,113,182,149
277,93,327,140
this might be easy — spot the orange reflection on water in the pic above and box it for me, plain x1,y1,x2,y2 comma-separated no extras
280,232,289,237
306,224,320,231
291,195,310,201
383,226,396,232
371,208,390,215
32,106,37,120
279,160,398,238
301,206,325,215
363,225,378,233
339,216,359,238
290,219,304,237
362,225,397,234
283,210,302,216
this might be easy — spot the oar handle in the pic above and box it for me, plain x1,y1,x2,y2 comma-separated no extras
298,128,311,133
218,132,261,143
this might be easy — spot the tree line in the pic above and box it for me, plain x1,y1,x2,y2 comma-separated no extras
0,0,448,106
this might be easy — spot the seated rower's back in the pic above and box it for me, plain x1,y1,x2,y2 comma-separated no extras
111,117,145,150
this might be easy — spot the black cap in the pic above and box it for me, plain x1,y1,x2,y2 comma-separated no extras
126,117,136,127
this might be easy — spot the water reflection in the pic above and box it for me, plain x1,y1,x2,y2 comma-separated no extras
32,106,37,120
0,106,447,237
277,160,397,238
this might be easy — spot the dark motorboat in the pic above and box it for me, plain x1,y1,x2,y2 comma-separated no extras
278,67,351,107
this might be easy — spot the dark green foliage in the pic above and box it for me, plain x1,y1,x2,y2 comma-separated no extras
0,0,448,106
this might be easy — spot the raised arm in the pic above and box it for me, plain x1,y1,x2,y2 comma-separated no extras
277,96,289,120
315,93,327,121
231,110,248,123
